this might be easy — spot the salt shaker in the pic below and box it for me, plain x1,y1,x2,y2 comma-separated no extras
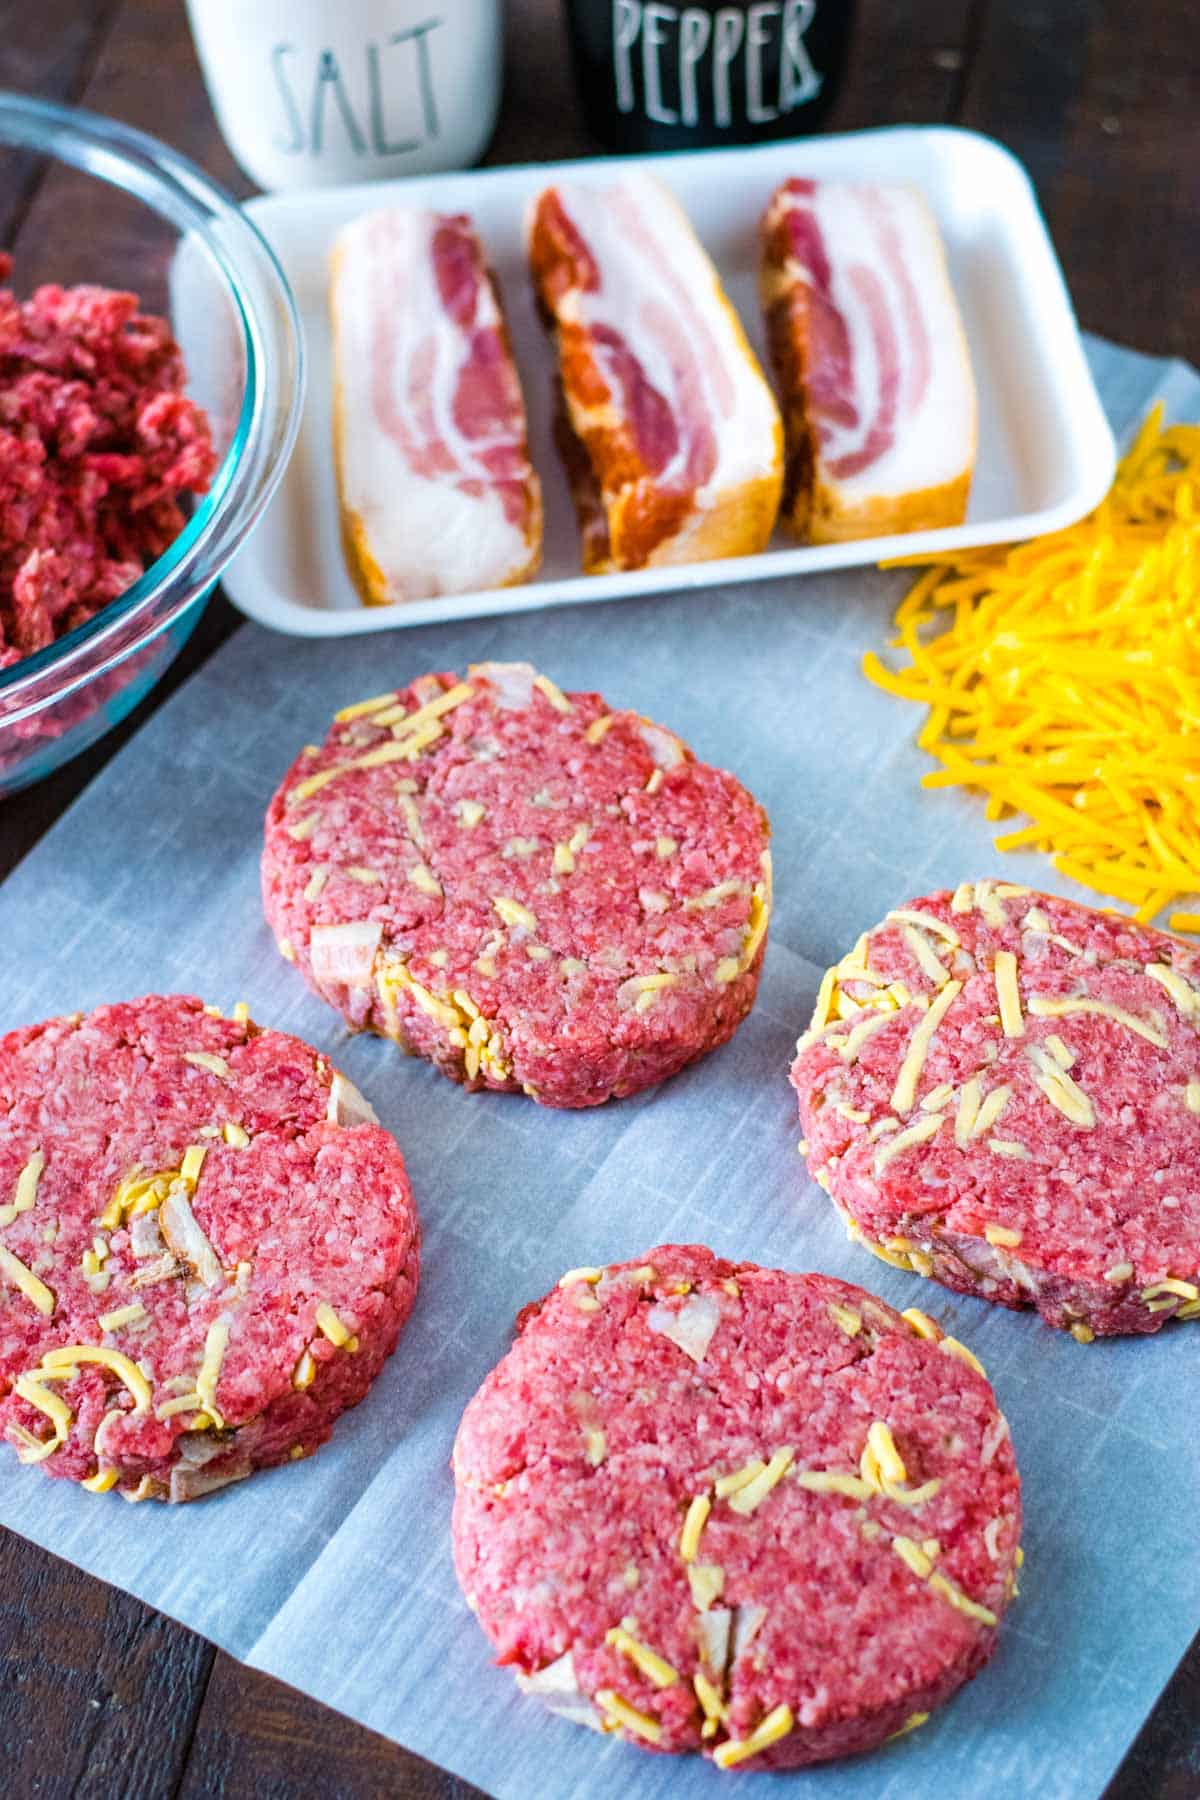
185,0,504,190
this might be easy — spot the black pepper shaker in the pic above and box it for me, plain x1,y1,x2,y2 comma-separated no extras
564,0,857,152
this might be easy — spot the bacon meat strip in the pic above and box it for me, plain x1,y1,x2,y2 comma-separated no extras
760,181,976,544
331,208,542,604
528,176,782,573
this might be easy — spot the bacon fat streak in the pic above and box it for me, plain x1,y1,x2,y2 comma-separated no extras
331,208,542,604
760,180,976,544
529,176,783,573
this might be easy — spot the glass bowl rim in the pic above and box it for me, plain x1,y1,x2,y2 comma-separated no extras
0,91,304,710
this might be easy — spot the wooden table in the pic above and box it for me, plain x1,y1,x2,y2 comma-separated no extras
1,2,1197,1793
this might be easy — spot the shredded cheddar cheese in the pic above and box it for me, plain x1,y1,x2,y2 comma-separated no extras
1026,994,1167,1048
892,1534,935,1579
679,1493,711,1561
81,1466,120,1494
334,690,398,722
0,1244,54,1316
902,924,950,988
939,1336,986,1378
533,673,573,713
0,1149,44,1227
492,895,537,933
928,1570,998,1627
726,1446,794,1514
604,1627,679,1688
315,1302,354,1348
1145,962,1199,1019
196,1318,230,1424
714,1459,766,1500
890,981,962,1115
874,1112,943,1175
713,1704,794,1769
1142,1278,1200,1301
867,1421,907,1486
974,1084,1013,1138
10,1374,72,1460
98,1302,146,1333
883,1476,943,1508
40,1344,153,1410
863,407,1200,929
182,1051,231,1079
887,1711,931,1741
687,1563,725,1611
993,952,1024,1039
558,1266,603,1287
795,1469,872,1500
694,1670,729,1731
156,1392,204,1421
595,1689,662,1743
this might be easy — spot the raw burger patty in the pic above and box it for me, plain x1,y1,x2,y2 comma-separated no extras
791,880,1200,1338
0,995,419,1501
262,661,771,1108
452,1244,1020,1769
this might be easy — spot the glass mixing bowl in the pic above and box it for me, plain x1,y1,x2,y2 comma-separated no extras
0,93,303,795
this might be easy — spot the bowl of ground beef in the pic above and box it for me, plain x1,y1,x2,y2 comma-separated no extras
0,94,303,794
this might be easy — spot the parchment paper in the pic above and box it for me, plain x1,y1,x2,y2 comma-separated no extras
1,338,1197,1800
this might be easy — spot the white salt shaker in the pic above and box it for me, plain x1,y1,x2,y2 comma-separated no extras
185,0,504,190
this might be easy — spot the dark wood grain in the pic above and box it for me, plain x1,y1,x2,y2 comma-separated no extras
0,0,119,246
0,4,494,1789
0,0,1197,1795
0,0,250,311
824,0,983,129
0,4,231,1790
961,0,1200,357
1104,1645,1200,1800
177,1657,480,1800
0,1549,212,1798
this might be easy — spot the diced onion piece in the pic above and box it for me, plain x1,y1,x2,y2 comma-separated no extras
130,1212,166,1259
697,1606,732,1671
469,661,536,709
732,1603,767,1659
646,1293,720,1363
169,1463,251,1504
638,721,685,769
160,1188,223,1289
309,920,383,988
326,1070,380,1126
517,1650,577,1697
515,1652,604,1731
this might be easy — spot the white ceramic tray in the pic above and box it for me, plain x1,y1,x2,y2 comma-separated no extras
219,126,1116,636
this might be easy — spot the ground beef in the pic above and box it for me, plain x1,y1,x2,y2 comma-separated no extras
791,879,1200,1337
453,1245,1020,1768
0,995,419,1501
0,254,215,670
262,661,771,1109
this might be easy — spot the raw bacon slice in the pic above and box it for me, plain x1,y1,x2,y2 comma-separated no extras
528,176,782,573
760,181,977,544
331,208,542,604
